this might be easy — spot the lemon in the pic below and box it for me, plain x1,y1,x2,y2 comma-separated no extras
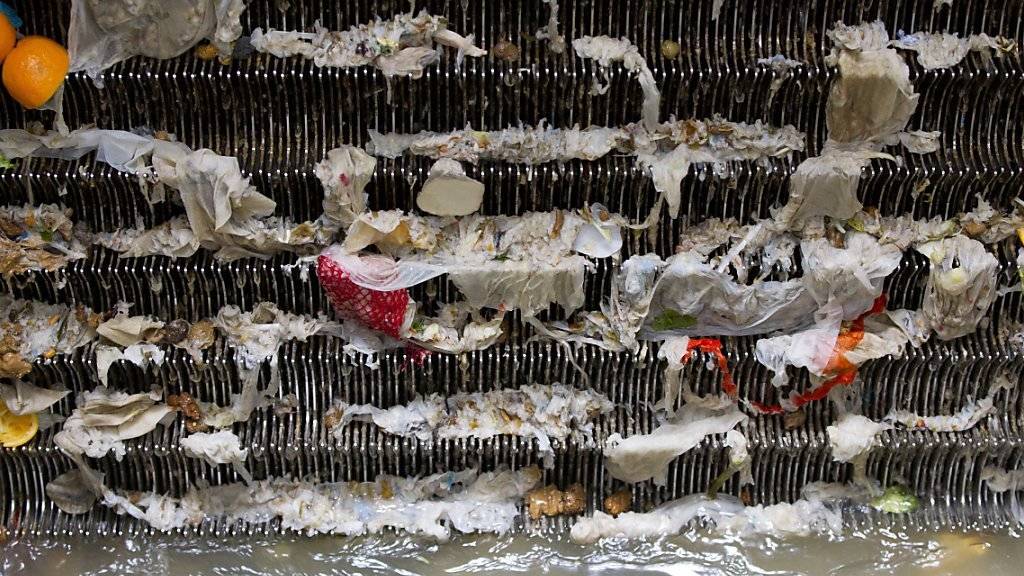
0,399,39,448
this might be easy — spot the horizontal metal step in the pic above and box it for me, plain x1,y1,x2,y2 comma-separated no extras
3,242,1020,329
3,152,1022,233
4,428,1023,537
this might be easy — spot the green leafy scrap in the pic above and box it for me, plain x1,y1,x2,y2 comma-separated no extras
652,310,697,331
871,485,919,514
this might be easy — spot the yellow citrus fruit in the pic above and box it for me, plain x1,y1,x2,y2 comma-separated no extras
2,36,69,109
0,14,14,63
0,399,38,448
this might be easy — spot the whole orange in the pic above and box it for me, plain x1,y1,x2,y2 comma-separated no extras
0,14,13,63
2,35,69,108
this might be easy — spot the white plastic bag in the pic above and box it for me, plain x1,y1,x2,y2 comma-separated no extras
68,0,245,83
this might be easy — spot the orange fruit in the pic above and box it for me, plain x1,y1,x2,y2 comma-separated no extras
2,36,69,109
0,399,38,448
0,14,14,63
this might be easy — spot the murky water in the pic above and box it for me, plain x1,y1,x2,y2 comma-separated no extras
3,529,1022,575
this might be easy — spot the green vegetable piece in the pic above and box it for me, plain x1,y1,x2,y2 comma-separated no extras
0,153,13,169
652,310,697,331
706,462,743,500
40,229,54,242
871,485,919,514
847,218,866,232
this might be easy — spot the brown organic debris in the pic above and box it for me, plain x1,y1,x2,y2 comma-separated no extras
167,392,206,432
0,321,29,378
603,489,632,517
550,210,565,239
160,319,191,345
526,483,586,520
783,409,807,431
660,39,680,59
323,406,343,430
961,221,987,239
0,352,31,379
493,39,521,62
186,320,216,349
740,487,754,506
195,43,219,61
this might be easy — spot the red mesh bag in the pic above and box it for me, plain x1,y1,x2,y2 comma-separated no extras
316,254,410,339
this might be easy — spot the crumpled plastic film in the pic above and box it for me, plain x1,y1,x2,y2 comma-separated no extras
68,0,244,83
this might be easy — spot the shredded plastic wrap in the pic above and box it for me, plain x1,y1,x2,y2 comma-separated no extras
326,209,620,320
545,254,663,352
101,467,540,539
917,235,999,340
0,204,89,277
637,118,805,219
93,304,168,385
777,148,897,227
884,373,1015,432
314,146,377,235
982,467,1024,493
825,21,918,145
647,226,898,338
91,217,201,258
0,380,69,416
406,303,505,354
180,430,252,483
0,297,97,379
204,303,324,427
604,403,747,485
890,30,1015,70
573,36,661,130
54,388,174,460
571,483,851,544
777,20,917,230
155,144,320,260
180,430,248,466
250,10,485,79
646,251,811,337
536,0,565,53
827,414,891,463
757,55,803,102
0,129,322,261
325,384,613,467
367,123,628,164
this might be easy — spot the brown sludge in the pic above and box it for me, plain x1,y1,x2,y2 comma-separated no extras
527,483,587,520
167,392,206,432
603,489,632,517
